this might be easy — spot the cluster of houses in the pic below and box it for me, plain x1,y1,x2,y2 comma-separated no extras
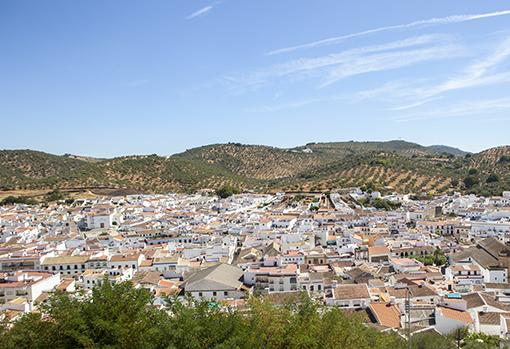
2,190,510,339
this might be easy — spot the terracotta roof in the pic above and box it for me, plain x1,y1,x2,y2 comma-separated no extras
479,311,510,325
369,303,401,328
110,254,140,262
56,278,75,291
438,306,473,324
333,284,370,300
463,292,510,311
386,284,437,299
368,246,390,256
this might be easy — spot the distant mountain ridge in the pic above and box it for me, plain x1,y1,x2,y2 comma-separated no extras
0,141,508,196
425,145,470,157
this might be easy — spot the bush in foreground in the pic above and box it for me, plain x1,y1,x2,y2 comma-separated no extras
0,280,404,349
0,280,504,349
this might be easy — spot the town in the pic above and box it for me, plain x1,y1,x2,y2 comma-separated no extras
2,188,510,340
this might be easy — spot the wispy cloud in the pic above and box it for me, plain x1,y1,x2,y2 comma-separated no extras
245,94,347,113
224,34,461,90
427,36,510,96
266,9,510,55
381,36,510,109
395,97,510,122
388,97,442,111
186,5,213,20
319,44,460,88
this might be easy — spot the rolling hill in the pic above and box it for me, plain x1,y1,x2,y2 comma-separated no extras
0,141,509,197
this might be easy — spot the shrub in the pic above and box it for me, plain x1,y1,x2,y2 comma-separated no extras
463,176,479,189
486,174,499,183
216,185,240,199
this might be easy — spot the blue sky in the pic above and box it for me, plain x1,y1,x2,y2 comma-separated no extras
1,1,510,157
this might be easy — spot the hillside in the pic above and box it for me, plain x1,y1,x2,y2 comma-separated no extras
426,145,469,157
0,141,509,196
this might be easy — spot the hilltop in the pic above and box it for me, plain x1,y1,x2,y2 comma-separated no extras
0,141,509,197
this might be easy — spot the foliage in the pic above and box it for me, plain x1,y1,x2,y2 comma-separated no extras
0,280,406,349
44,189,65,202
215,185,240,199
486,174,499,183
411,330,456,349
1,280,505,349
1,143,510,195
499,155,510,164
463,176,479,189
414,249,447,266
372,198,402,211
463,332,500,349
0,195,37,206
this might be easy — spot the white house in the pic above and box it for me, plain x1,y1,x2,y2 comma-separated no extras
325,283,371,309
0,271,60,309
435,305,474,335
183,263,247,301
41,255,89,276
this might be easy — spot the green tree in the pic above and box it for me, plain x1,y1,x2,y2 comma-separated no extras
486,174,499,183
215,185,240,199
411,330,456,349
463,176,479,189
2,279,477,349
45,190,65,202
0,196,37,206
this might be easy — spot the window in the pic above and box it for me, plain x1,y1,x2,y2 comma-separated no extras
224,291,228,296
198,292,203,297
213,291,217,297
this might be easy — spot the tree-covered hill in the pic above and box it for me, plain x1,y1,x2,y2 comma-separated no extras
0,141,509,196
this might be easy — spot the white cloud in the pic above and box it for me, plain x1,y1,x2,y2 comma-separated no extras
428,36,510,95
319,44,460,88
244,94,347,113
224,34,461,90
186,5,213,20
266,9,510,55
388,97,442,111
383,36,510,110
395,97,510,122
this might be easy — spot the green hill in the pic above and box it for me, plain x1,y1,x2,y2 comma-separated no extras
0,141,509,196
